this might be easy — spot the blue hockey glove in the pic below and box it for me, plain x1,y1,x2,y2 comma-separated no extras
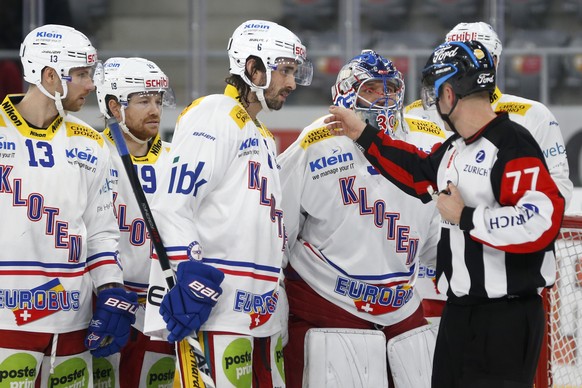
85,288,138,357
160,260,225,342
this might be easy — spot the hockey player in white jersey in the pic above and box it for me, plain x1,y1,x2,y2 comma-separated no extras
94,57,176,388
279,50,443,388
144,20,312,387
406,21,574,325
0,24,137,387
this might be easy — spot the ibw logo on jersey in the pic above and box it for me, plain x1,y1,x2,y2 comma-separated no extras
167,162,207,196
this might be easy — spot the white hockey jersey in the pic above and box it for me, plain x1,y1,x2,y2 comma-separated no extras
102,129,172,332
144,86,285,339
405,87,573,206
278,114,445,326
0,95,122,333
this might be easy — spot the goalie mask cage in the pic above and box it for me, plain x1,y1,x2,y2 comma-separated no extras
535,215,582,388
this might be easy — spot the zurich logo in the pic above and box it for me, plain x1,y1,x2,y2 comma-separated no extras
523,203,540,214
475,150,486,163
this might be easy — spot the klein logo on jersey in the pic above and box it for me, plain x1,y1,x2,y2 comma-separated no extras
0,135,16,151
66,147,98,165
495,102,532,116
475,150,486,163
239,137,259,151
188,280,220,301
309,151,354,172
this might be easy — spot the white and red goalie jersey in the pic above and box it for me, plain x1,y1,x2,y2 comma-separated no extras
0,95,123,333
278,113,445,327
102,129,172,332
144,86,285,339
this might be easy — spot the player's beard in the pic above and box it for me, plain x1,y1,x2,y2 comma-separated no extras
265,87,291,111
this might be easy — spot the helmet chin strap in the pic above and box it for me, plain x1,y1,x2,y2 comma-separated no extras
242,69,272,112
119,107,149,145
37,80,69,118
437,95,460,135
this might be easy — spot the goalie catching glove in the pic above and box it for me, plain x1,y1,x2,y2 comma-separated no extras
160,260,225,342
85,288,138,357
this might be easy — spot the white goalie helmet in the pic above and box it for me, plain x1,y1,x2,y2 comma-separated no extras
227,20,312,110
94,57,174,144
332,50,405,136
446,22,503,62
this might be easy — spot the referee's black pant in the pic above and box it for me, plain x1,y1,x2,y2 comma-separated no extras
432,294,545,388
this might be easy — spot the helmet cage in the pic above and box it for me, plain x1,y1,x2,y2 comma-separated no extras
332,50,404,133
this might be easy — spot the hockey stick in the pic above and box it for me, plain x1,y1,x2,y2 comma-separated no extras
107,117,215,388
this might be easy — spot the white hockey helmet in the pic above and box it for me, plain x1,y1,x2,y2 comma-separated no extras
227,20,313,92
94,57,174,144
446,22,503,61
332,50,405,135
20,24,97,86
95,57,174,117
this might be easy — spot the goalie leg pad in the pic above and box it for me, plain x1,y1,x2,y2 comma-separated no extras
387,322,439,388
303,328,388,388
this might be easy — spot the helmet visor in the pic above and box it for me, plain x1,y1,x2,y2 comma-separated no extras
420,85,438,110
271,57,313,86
